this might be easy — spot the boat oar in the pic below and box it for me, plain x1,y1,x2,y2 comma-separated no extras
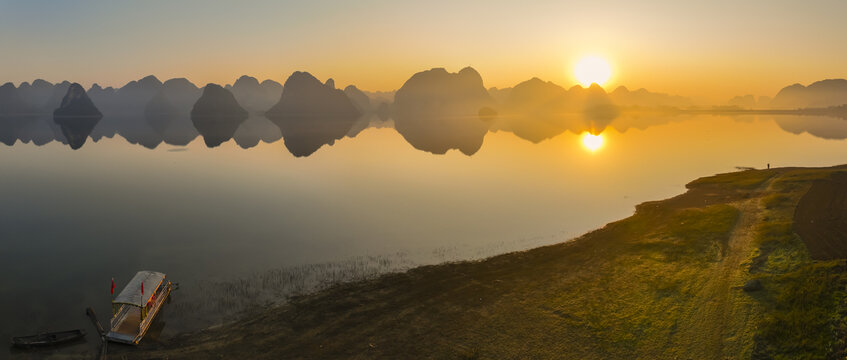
85,308,105,337
98,338,108,360
85,307,108,360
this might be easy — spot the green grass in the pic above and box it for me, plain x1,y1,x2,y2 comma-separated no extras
121,166,847,360
753,262,847,360
630,204,739,263
762,193,791,210
547,204,741,357
688,169,775,190
747,168,847,359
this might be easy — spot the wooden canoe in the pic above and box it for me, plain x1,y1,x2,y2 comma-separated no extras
11,329,86,348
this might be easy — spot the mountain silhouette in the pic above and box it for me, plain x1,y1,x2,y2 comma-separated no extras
16,79,55,111
143,78,202,142
52,83,102,149
393,67,494,155
229,76,283,114
578,84,620,133
495,77,574,143
91,75,163,116
53,83,102,118
266,72,361,157
41,81,73,113
608,86,691,108
86,83,118,120
727,94,757,108
86,76,184,149
487,86,512,104
771,79,847,109
0,82,33,115
158,78,201,111
190,84,248,147
344,85,372,114
0,84,40,145
493,78,619,142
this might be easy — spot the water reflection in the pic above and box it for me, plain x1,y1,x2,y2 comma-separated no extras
191,84,248,147
5,108,847,156
52,83,102,149
392,67,494,155
265,72,361,157
771,115,847,140
233,115,282,149
4,75,847,154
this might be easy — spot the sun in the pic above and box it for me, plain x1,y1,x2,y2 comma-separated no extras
581,132,604,152
574,56,612,87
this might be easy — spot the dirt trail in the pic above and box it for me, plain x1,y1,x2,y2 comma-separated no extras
108,169,802,360
673,175,776,359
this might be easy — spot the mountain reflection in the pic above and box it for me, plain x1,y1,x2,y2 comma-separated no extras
4,71,847,153
4,108,847,154
233,115,282,149
265,72,361,157
392,67,494,155
771,115,847,140
52,83,102,149
191,84,248,147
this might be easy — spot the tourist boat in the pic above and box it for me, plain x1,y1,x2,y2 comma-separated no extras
11,329,86,348
105,270,172,345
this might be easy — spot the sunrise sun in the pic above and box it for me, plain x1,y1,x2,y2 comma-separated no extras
574,56,612,87
581,132,605,152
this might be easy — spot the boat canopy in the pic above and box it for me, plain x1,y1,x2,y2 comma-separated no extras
113,271,165,307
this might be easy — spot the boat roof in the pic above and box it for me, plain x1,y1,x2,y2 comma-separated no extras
113,271,165,307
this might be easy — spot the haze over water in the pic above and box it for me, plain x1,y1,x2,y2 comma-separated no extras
3,111,847,356
3,0,847,357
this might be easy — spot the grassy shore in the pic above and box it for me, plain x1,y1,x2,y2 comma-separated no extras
121,166,847,359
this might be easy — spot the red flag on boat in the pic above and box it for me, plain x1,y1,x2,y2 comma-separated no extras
141,282,144,296
111,278,115,295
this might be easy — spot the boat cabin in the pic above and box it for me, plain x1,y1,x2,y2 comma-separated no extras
105,270,171,345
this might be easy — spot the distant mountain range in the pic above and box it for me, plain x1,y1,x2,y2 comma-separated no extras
266,71,361,157
3,68,847,153
770,79,847,109
727,79,847,109
393,67,494,155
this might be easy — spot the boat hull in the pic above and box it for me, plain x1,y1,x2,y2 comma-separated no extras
105,280,171,345
11,329,87,348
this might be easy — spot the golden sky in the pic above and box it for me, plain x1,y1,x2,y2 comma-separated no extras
1,0,845,102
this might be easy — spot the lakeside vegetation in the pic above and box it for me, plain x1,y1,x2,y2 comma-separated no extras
119,166,847,359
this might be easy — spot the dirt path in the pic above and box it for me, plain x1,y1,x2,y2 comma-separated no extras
672,175,776,359
109,169,804,359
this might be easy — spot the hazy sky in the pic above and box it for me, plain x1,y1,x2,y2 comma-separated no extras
1,0,845,101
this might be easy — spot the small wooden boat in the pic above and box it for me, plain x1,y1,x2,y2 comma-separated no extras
11,329,87,348
105,270,172,345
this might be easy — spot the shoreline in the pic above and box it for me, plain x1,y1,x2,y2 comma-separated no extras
35,165,847,359
123,165,847,358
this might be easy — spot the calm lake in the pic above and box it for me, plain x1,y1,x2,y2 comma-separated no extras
2,113,846,356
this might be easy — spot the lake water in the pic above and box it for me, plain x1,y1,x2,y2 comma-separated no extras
2,113,847,356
